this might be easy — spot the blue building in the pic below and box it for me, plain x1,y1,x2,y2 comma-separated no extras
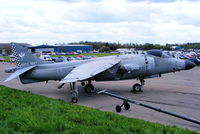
171,46,184,51
29,44,93,53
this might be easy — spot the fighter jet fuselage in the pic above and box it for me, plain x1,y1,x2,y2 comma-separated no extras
20,54,188,83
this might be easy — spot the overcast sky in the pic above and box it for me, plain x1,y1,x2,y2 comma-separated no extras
1,0,200,45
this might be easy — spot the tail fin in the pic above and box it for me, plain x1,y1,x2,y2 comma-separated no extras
11,42,46,67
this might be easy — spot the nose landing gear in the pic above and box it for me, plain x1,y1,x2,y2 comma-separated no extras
131,78,145,93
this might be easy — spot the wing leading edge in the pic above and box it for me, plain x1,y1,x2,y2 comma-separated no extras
60,59,120,83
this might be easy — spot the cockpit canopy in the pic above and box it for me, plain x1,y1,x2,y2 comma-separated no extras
146,49,170,58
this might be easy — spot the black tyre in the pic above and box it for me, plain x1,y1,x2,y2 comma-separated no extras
132,83,141,92
72,98,78,103
116,105,122,112
81,82,85,86
124,102,130,110
84,84,94,93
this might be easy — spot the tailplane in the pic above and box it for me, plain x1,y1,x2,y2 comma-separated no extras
11,42,46,67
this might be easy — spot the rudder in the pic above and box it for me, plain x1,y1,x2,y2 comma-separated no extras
11,42,46,67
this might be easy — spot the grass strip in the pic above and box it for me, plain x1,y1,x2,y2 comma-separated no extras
0,85,198,134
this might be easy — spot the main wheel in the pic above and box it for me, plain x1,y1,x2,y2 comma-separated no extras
84,84,94,93
115,105,122,112
124,102,130,110
132,83,142,92
72,97,78,103
81,82,85,86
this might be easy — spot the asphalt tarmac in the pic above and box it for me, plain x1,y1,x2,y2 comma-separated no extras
0,62,200,132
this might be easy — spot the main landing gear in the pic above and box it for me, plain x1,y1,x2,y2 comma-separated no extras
115,101,130,112
70,77,145,103
131,77,145,93
82,81,94,93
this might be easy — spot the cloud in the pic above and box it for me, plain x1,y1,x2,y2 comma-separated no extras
126,0,176,3
0,0,200,45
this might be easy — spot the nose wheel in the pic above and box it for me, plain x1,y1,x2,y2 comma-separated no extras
132,83,142,92
131,78,145,93
115,101,130,113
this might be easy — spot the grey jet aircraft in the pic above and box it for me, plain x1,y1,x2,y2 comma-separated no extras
4,43,196,103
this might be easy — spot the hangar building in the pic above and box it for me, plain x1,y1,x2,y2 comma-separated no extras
29,44,93,53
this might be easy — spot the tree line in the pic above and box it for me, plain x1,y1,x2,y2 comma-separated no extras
71,41,200,52
1,42,200,55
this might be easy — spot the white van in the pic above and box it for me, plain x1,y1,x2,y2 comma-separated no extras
39,55,52,61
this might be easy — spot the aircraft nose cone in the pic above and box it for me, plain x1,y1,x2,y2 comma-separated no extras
185,60,196,70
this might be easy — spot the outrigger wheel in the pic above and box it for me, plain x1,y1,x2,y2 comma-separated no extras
84,84,94,93
115,101,130,112
124,101,130,110
116,105,122,112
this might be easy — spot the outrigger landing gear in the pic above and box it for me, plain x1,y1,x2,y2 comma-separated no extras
131,77,145,93
115,101,130,112
97,90,200,125
70,82,79,103
84,80,94,93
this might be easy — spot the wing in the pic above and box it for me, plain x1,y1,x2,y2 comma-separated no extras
4,65,36,82
60,59,120,83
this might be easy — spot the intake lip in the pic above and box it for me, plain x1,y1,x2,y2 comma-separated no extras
185,60,196,70
147,49,162,57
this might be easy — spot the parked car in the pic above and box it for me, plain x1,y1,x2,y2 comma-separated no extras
66,56,76,61
82,56,92,60
90,56,97,59
39,55,52,61
74,56,82,60
0,57,5,62
52,56,67,62
189,58,200,65
9,55,15,62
